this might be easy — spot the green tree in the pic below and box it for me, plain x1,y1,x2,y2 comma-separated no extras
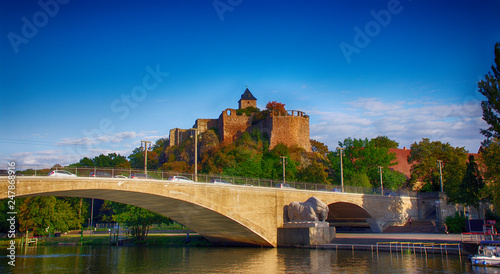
479,42,500,141
477,43,500,212
297,160,330,184
73,153,130,168
102,201,172,241
346,172,371,188
261,143,297,181
407,138,468,192
381,169,408,190
371,136,399,149
19,197,80,236
129,147,144,169
455,155,485,209
76,157,94,167
480,139,500,211
327,137,398,188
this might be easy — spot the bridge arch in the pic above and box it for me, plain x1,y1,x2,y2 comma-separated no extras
1,177,277,247
327,202,377,232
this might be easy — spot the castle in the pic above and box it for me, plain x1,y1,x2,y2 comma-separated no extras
169,88,312,152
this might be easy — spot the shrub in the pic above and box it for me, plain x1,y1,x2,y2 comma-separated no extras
445,212,467,233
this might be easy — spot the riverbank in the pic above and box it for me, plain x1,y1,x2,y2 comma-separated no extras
332,232,463,245
310,233,474,255
0,233,213,247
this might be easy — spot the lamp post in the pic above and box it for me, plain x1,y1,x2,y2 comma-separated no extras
190,128,198,182
378,166,384,195
338,148,344,192
437,160,443,192
141,140,152,175
280,156,287,185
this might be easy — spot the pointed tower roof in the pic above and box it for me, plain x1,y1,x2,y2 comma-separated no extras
240,88,257,101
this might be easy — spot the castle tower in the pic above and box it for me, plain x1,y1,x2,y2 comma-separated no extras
238,87,257,109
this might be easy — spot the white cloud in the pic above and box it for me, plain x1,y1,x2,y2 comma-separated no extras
309,98,487,152
57,131,158,147
5,130,163,169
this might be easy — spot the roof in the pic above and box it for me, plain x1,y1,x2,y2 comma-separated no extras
240,88,257,101
388,148,412,178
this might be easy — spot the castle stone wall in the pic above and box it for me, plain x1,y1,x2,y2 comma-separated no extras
169,128,191,147
194,119,218,134
269,114,311,152
218,109,253,144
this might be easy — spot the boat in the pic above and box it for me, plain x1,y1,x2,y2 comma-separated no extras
469,241,500,267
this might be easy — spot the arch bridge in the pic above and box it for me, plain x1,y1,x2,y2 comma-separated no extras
0,177,418,247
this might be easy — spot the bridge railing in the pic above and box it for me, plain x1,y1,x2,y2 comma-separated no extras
19,166,416,197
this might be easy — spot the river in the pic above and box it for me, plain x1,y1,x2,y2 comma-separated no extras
0,245,489,273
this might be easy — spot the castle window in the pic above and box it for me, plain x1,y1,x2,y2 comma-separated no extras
226,109,232,116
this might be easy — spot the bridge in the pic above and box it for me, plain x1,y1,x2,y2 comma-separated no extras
0,177,418,247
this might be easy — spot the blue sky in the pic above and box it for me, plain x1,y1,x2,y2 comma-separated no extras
1,0,499,169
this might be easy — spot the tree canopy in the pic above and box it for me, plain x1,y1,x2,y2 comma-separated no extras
454,155,485,209
18,197,82,236
266,101,286,115
478,43,500,212
407,138,468,192
72,153,130,168
101,201,172,241
480,138,500,211
327,137,406,190
479,43,500,141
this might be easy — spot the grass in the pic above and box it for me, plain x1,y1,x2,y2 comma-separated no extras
0,233,213,247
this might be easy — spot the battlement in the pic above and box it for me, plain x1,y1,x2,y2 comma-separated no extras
269,110,309,118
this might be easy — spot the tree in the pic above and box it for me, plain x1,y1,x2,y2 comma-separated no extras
455,155,485,209
371,136,399,149
327,137,398,188
129,147,144,169
479,43,500,141
73,153,130,168
407,138,468,192
480,138,500,211
102,201,172,241
18,197,80,236
478,43,500,212
346,172,371,188
297,160,330,184
266,101,286,115
310,139,329,158
77,157,94,167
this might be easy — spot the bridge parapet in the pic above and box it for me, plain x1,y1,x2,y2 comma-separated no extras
13,167,417,197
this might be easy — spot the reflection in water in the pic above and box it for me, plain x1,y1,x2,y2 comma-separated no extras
1,245,473,273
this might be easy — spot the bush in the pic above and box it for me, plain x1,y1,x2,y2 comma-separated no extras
445,212,467,233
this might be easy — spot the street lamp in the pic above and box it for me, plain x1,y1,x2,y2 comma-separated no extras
141,140,152,175
280,156,287,185
378,166,384,195
337,148,344,192
190,128,198,182
437,160,444,192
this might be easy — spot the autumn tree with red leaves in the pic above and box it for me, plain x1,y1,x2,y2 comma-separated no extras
266,101,286,115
